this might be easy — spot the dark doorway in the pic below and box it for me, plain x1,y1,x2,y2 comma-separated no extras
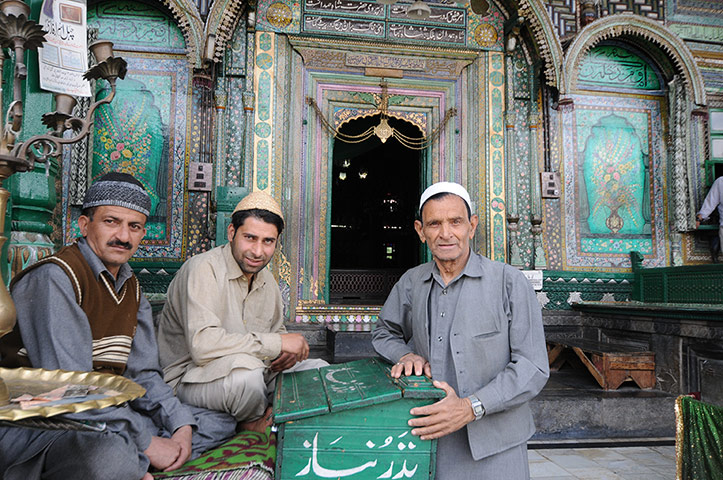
329,114,422,304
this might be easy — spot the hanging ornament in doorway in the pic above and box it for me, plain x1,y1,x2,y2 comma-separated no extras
374,118,393,143
306,80,456,150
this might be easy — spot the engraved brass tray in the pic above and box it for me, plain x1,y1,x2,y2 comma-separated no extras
0,367,145,421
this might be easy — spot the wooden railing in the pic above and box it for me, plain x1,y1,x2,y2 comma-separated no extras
630,251,723,304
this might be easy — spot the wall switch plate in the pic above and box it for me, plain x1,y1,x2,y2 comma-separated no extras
188,162,213,191
540,172,560,198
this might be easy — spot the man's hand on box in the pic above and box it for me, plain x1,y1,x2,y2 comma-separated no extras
407,380,475,440
391,352,431,378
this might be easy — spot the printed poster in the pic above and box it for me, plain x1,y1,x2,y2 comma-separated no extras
38,0,91,97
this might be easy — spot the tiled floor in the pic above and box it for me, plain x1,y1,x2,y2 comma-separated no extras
529,445,676,480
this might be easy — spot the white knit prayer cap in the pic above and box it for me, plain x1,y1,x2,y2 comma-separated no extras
419,182,473,214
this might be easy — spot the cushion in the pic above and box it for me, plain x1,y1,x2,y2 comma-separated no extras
153,429,276,480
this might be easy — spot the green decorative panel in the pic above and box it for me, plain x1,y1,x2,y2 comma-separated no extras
578,46,661,91
224,18,247,76
667,0,723,50
562,95,666,269
87,2,186,53
93,78,169,240
582,114,647,235
539,271,633,310
134,265,180,294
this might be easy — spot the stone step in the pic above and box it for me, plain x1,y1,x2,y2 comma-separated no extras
530,368,676,441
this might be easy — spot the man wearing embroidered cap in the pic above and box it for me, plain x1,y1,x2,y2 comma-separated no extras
0,172,236,480
157,190,327,432
372,181,549,479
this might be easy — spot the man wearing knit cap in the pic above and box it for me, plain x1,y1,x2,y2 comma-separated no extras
157,190,327,432
372,182,549,479
0,172,236,480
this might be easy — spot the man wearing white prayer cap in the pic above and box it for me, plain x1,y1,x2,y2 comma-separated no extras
373,181,549,479
157,190,327,433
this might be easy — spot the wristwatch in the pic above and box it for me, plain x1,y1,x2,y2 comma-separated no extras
468,395,485,420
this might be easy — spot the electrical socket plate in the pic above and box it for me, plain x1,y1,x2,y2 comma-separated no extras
540,172,560,198
188,162,213,191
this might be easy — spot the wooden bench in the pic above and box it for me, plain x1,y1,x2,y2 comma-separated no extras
547,338,656,390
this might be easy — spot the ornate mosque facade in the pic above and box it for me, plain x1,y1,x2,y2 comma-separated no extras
6,1,723,395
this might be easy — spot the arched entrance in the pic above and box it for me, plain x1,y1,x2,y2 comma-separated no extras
329,115,423,304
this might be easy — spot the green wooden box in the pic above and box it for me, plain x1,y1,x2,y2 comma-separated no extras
273,357,444,480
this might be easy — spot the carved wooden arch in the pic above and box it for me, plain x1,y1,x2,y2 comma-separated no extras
337,110,426,136
562,14,706,106
204,0,247,64
151,0,204,67
516,0,564,89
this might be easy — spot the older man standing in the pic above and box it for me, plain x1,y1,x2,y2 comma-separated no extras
0,173,235,480
372,182,549,479
157,191,326,432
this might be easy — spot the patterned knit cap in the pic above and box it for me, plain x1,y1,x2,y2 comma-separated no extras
82,172,152,217
233,191,285,221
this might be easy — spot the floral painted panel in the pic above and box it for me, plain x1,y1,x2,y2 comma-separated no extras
63,1,190,260
562,94,667,269
92,76,171,241
63,56,190,261
582,114,648,236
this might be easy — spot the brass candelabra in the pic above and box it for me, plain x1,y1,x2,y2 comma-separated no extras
0,0,127,405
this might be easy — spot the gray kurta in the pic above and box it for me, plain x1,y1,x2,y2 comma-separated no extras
372,250,549,479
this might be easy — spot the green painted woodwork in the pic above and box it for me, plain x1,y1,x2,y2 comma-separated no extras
87,1,186,52
278,401,437,480
9,162,57,235
541,270,633,310
132,264,181,294
630,251,723,304
214,186,249,246
274,368,330,423
321,358,402,413
578,45,661,90
274,358,443,479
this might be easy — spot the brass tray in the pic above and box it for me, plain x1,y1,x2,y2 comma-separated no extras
0,367,146,421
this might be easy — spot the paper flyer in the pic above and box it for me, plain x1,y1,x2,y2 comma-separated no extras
38,0,91,97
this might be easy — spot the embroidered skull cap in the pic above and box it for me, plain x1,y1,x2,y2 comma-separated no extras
233,191,285,221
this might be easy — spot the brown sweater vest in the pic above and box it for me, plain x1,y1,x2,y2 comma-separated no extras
0,243,140,374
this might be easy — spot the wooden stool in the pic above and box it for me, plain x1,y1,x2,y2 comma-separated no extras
547,338,655,390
